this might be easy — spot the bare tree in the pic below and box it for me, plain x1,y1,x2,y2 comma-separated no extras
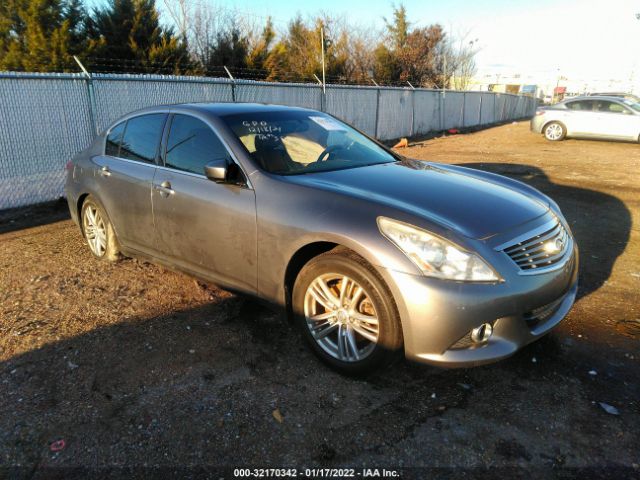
344,24,378,82
440,29,480,90
162,0,190,41
162,0,236,68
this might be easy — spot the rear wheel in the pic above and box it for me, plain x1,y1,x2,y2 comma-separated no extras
81,196,120,261
292,249,403,375
544,121,566,141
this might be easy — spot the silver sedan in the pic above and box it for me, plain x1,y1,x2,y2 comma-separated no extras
531,95,640,142
66,103,578,375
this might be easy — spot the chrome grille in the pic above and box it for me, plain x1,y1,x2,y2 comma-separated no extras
503,220,570,271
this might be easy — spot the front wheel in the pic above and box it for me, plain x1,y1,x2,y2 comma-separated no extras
81,196,120,261
292,249,403,375
544,121,566,141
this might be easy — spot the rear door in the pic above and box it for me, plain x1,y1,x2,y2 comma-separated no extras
152,113,257,293
99,113,167,254
563,100,597,136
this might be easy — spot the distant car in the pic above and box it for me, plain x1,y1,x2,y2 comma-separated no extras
66,103,578,374
588,92,640,103
531,96,640,142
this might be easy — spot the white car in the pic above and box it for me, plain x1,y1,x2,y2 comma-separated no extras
531,96,640,142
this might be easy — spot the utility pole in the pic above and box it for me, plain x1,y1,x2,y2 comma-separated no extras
320,26,326,94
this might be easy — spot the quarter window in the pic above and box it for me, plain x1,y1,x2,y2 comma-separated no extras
119,114,167,163
165,115,231,175
105,122,125,157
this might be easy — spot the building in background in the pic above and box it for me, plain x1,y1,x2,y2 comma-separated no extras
464,66,638,104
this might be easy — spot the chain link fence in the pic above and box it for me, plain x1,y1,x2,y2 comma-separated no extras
0,72,537,209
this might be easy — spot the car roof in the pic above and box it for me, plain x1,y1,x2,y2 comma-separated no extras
562,95,627,102
123,102,318,119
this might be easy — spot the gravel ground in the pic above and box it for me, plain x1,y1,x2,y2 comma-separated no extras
1,122,639,479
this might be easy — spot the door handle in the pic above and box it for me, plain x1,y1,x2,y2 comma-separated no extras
154,181,174,196
100,166,111,177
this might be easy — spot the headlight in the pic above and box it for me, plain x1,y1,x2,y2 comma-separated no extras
377,217,500,282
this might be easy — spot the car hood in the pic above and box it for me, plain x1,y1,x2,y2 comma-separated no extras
287,160,549,239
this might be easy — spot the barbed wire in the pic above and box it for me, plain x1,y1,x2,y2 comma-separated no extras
0,56,447,89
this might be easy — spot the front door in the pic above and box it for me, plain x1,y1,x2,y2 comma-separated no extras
152,113,257,294
592,100,640,140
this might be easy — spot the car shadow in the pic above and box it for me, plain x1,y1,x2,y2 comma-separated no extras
2,286,638,472
0,198,70,234
0,162,635,471
455,162,631,301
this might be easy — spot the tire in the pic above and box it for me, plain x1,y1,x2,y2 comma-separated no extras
292,248,403,375
80,195,120,261
543,121,566,141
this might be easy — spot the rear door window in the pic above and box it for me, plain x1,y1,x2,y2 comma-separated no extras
119,114,167,163
164,114,231,175
597,101,630,114
565,100,594,111
105,122,125,157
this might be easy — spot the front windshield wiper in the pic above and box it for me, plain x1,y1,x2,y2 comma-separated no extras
278,160,398,176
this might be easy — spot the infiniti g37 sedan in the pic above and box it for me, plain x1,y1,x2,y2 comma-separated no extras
66,103,579,374
531,95,640,142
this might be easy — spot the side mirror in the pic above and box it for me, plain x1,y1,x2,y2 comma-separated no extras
204,158,228,182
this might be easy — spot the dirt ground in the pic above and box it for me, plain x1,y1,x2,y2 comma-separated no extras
1,122,639,478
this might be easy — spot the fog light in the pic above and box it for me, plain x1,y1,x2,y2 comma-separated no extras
470,323,493,343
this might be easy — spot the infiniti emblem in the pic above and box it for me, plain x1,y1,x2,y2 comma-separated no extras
544,237,564,254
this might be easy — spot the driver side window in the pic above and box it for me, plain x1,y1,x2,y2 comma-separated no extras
596,101,630,114
165,115,231,175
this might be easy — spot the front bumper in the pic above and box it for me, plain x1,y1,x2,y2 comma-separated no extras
381,243,579,368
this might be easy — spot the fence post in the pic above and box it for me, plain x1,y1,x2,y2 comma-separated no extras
478,93,483,125
408,82,415,137
462,92,466,128
374,85,381,139
440,90,446,131
313,74,325,111
223,66,236,102
74,56,98,135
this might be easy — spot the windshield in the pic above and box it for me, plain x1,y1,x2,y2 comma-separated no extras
221,111,397,174
623,99,640,112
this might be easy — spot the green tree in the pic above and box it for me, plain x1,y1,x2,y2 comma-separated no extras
206,27,248,71
0,0,83,71
373,3,446,86
372,44,398,83
246,16,275,73
87,0,189,74
383,4,410,50
264,16,347,82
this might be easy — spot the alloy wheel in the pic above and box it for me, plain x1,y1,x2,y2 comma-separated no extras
303,273,380,362
545,123,563,141
83,204,107,257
